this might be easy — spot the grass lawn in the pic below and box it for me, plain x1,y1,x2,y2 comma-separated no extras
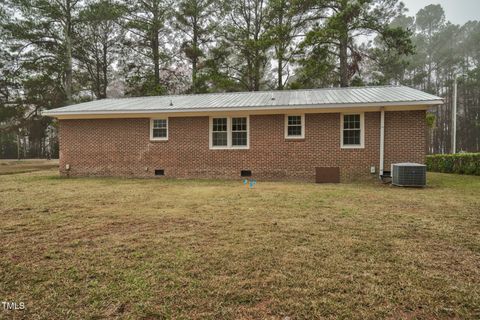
0,159,59,175
0,169,479,319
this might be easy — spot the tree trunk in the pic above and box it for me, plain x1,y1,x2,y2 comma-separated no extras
96,55,102,98
277,8,284,90
17,131,21,160
246,57,253,91
65,32,73,103
254,56,261,91
22,135,27,159
277,53,283,90
339,34,349,87
151,4,161,87
102,43,108,99
64,0,73,104
191,14,199,93
192,57,197,93
152,31,160,85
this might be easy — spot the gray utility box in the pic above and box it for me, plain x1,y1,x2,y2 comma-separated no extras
392,163,426,187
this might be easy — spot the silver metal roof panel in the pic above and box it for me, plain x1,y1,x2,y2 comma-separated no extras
43,85,443,116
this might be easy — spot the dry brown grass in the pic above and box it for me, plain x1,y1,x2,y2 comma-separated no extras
0,169,479,319
0,159,58,175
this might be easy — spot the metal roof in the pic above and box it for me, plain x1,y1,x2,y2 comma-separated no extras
43,85,443,116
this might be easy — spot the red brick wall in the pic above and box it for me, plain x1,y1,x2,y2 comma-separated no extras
58,110,426,182
384,110,427,171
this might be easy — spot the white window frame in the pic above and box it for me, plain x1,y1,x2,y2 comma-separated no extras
150,118,168,141
285,114,305,139
340,112,364,149
209,116,249,150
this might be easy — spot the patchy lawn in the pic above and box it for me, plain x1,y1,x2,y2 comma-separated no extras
0,159,58,175
0,169,479,319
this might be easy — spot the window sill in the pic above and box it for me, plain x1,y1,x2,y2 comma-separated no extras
150,138,168,142
341,145,364,149
210,146,249,150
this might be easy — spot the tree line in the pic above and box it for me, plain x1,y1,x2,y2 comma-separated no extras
0,0,478,159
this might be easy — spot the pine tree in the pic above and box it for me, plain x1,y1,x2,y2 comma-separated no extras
122,0,172,96
301,0,412,87
76,0,125,99
264,0,316,89
174,0,219,93
221,0,271,91
4,0,82,104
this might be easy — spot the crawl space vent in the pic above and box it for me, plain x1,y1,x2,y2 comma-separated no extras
154,169,165,176
241,170,252,177
315,167,340,183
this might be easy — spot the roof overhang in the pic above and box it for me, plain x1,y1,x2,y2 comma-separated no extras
44,100,443,119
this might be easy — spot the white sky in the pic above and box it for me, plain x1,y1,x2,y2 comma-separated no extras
401,0,480,24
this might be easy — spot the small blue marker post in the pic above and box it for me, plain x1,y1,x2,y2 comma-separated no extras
242,178,257,188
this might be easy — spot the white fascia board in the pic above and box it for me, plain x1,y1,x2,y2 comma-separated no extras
43,99,444,117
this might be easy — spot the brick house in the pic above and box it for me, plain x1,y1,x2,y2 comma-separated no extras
44,86,442,182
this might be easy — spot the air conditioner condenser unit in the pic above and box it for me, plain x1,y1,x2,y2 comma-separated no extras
392,163,426,187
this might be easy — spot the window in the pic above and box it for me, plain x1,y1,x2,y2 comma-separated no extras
212,118,228,147
341,113,364,148
285,115,305,139
150,118,168,141
232,117,247,146
210,116,249,149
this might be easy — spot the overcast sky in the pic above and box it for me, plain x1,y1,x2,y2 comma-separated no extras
401,0,480,24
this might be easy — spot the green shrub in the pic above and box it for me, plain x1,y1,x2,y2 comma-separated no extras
426,153,480,175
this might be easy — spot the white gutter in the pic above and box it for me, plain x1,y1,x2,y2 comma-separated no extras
379,107,385,176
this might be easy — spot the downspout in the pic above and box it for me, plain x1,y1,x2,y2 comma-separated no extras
379,107,385,177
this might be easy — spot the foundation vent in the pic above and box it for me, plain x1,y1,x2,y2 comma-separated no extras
241,170,252,177
155,169,165,176
315,167,340,183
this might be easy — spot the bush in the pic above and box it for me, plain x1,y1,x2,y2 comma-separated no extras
426,153,480,175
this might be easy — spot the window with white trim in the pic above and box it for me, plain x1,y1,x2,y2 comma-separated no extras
212,118,228,147
150,118,168,140
341,113,364,148
232,117,247,146
210,116,249,149
285,115,305,139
